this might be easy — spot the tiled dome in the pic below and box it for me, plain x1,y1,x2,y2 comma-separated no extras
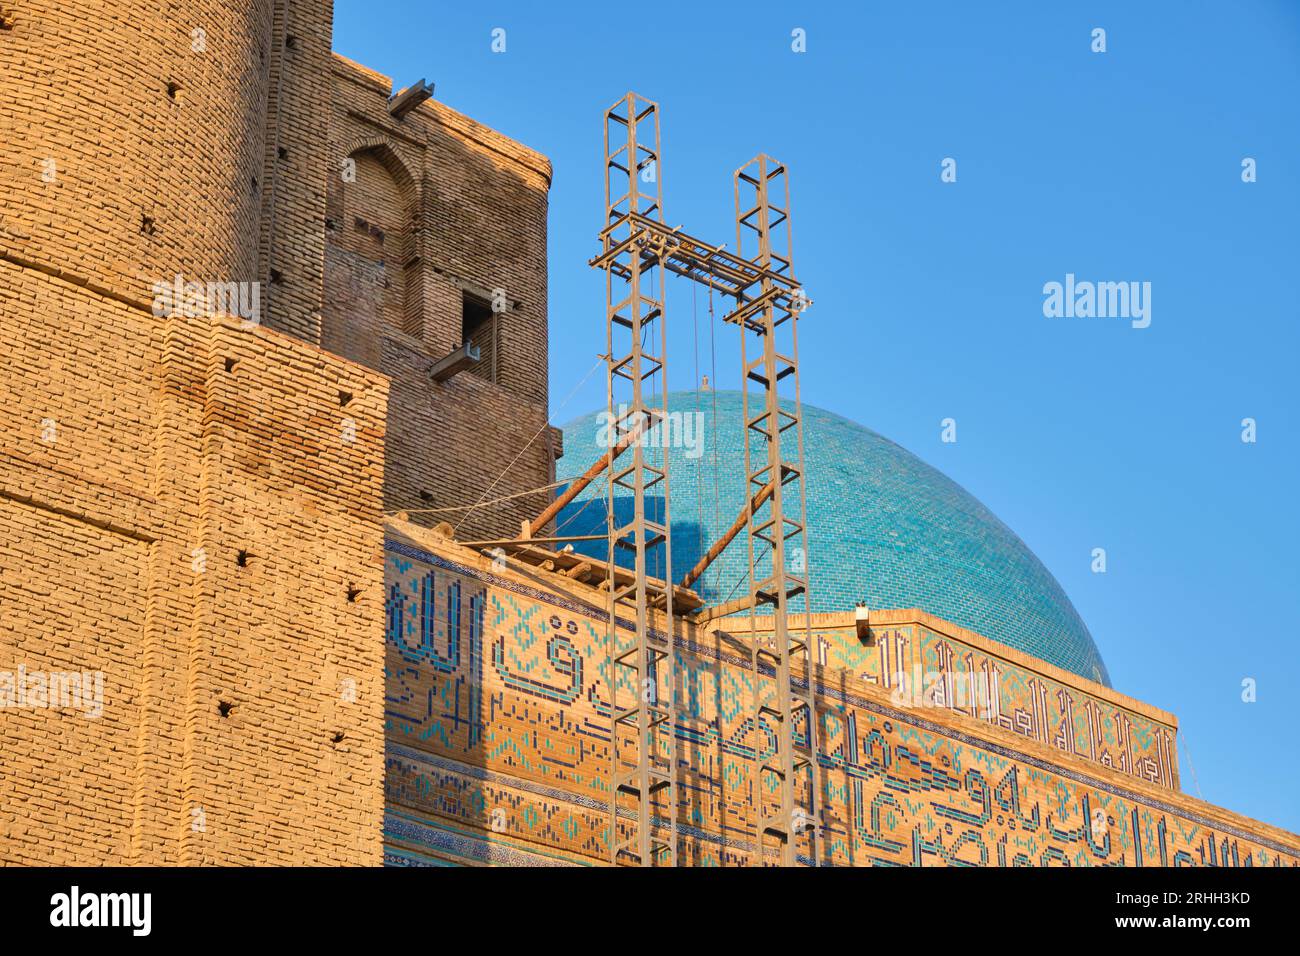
555,390,1109,687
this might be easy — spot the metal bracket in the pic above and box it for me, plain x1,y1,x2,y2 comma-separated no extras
428,341,480,382
389,79,433,120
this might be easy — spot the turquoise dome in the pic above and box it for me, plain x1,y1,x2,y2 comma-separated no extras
554,390,1109,687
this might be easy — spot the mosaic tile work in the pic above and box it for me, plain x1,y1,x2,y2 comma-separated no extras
383,533,1300,867
771,616,1178,789
556,390,1110,685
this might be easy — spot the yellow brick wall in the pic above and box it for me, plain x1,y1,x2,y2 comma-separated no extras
0,497,146,862
0,0,274,305
257,0,335,341
0,0,556,865
0,259,388,865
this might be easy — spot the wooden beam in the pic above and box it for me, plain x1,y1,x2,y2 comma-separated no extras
690,594,757,626
565,561,593,580
525,421,644,537
679,478,776,590
460,534,604,549
469,536,705,613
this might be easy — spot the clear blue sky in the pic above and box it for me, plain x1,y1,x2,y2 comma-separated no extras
334,0,1300,834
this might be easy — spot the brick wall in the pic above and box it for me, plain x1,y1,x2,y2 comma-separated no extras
1,0,559,865
321,54,559,541
0,0,273,304
0,259,388,864
2,0,560,544
257,0,334,341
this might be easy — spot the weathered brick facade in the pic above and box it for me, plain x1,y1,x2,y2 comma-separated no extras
1,0,553,864
0,1,271,306
0,262,388,864
321,54,558,542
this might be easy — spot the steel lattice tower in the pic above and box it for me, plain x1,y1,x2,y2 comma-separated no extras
598,93,677,867
734,156,821,867
584,94,820,867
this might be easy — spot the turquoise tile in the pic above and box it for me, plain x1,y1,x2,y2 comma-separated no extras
556,390,1109,687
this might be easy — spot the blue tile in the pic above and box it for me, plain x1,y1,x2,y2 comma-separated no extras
555,390,1109,687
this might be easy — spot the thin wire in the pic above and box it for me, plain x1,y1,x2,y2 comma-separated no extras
452,355,604,535
391,477,571,516
693,278,704,588
553,472,610,537
709,283,721,596
718,539,773,606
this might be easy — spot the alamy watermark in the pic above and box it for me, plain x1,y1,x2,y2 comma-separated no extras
0,665,103,718
888,666,1002,717
1043,273,1151,329
594,405,705,460
50,886,150,936
151,274,262,327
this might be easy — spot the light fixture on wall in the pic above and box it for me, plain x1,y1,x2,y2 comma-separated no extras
855,603,872,645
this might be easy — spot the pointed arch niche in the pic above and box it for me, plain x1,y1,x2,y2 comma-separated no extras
323,139,424,365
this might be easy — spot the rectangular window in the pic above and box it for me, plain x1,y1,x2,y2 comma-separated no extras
461,291,496,383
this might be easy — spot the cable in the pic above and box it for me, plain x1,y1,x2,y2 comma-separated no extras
709,283,721,595
553,472,609,537
452,354,604,535
693,278,704,586
718,538,773,606
390,477,572,517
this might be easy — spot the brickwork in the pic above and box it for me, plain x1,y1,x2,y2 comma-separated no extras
2,0,557,543
382,523,1300,867
0,257,388,864
326,55,552,402
0,495,146,862
257,0,335,341
1,0,556,865
322,54,558,540
327,150,416,338
0,1,272,305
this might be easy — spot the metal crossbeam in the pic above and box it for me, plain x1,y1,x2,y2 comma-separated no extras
589,212,805,330
599,93,677,867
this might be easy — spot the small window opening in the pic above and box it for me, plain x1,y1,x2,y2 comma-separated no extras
461,292,496,383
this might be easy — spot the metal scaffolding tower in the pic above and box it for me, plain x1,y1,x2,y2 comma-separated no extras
598,93,677,867
733,156,821,867
576,93,820,866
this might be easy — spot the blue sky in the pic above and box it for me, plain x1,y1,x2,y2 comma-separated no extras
334,1,1300,833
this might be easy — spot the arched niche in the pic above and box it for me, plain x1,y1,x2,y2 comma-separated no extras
324,140,423,360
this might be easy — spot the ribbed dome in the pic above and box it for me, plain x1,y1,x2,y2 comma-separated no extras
555,390,1109,687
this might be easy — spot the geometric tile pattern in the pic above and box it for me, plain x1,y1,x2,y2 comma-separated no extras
383,536,1298,867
